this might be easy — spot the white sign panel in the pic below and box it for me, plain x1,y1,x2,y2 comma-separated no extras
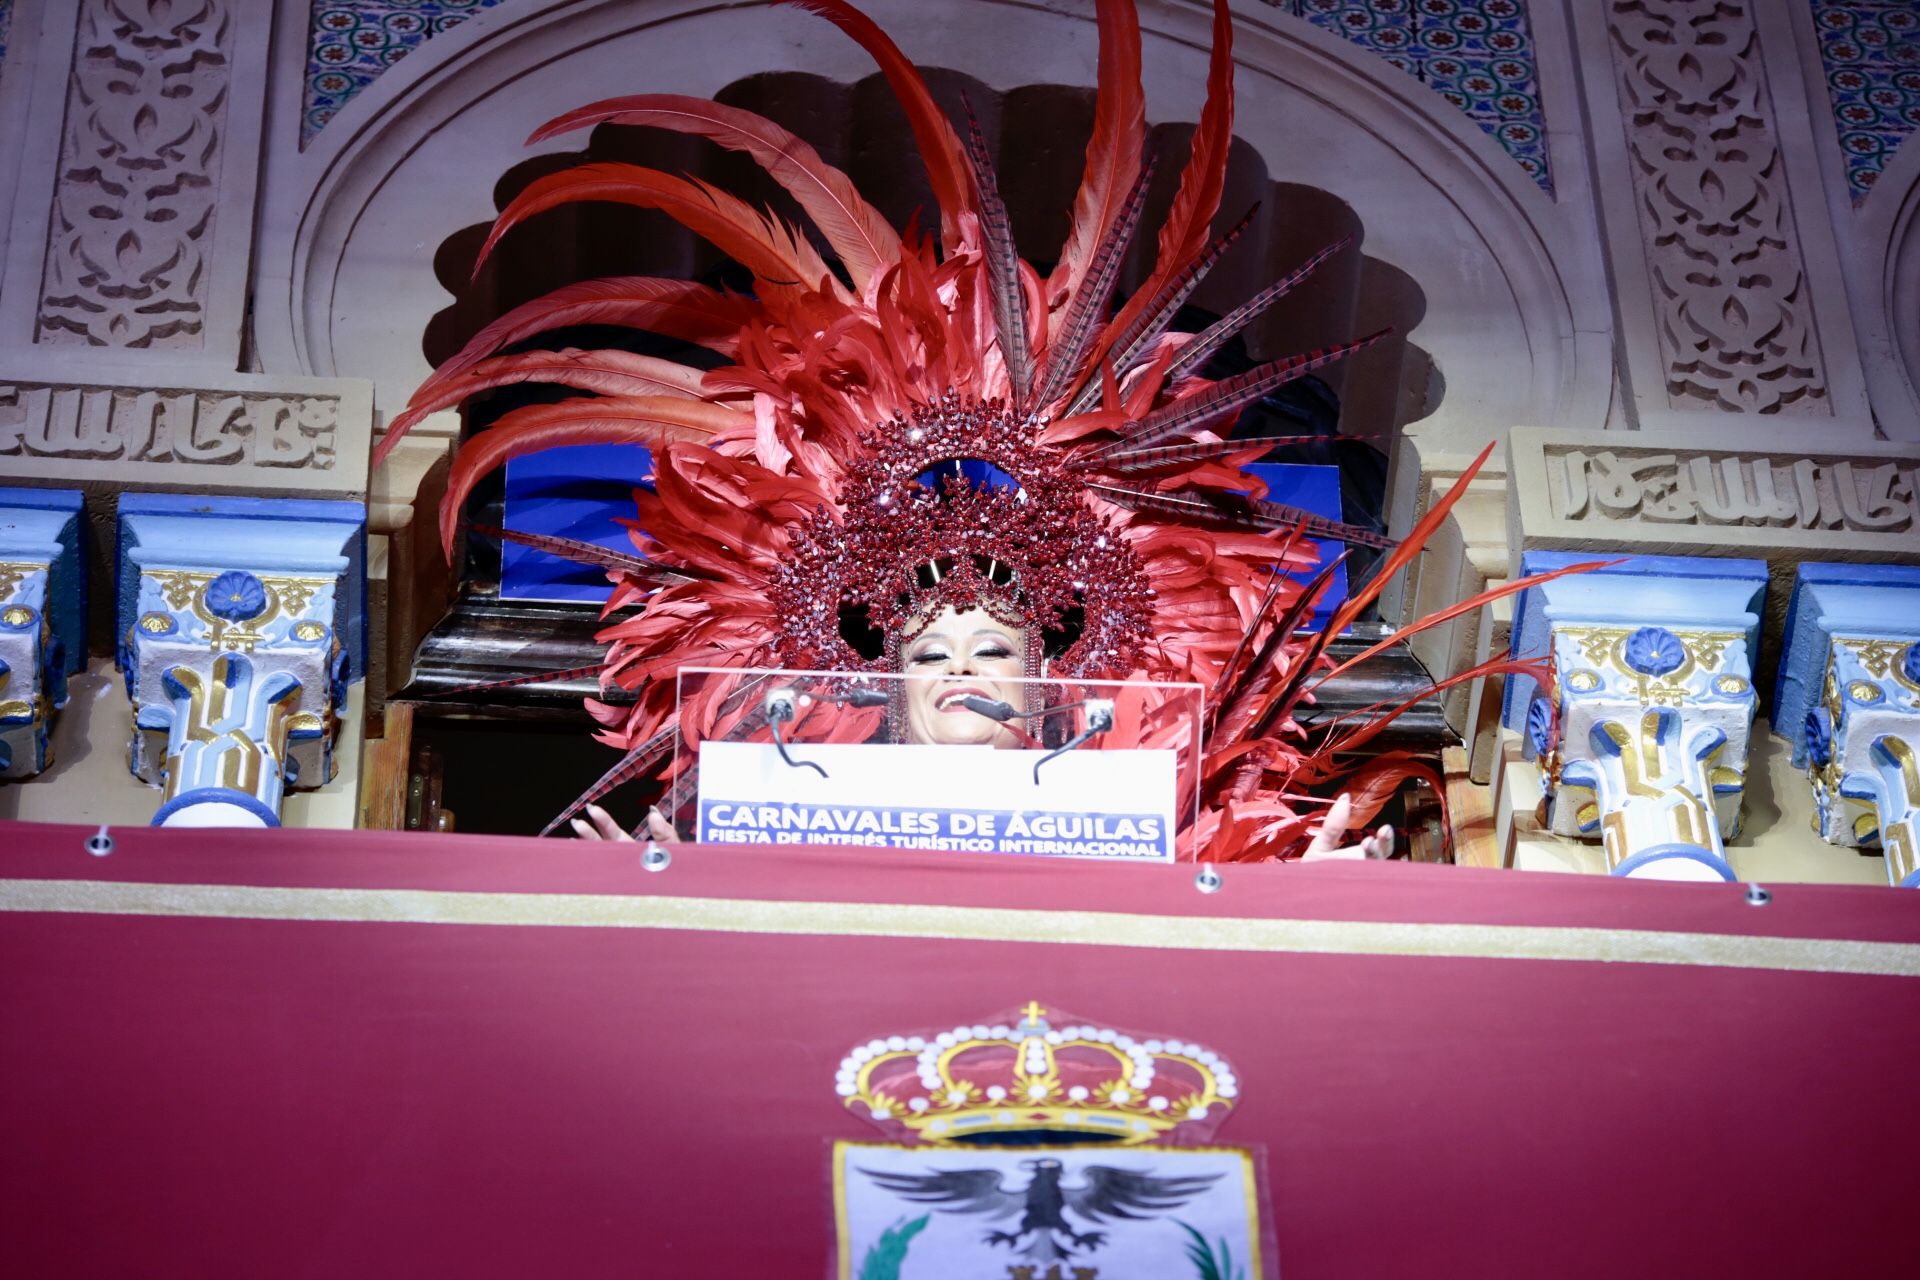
834,1142,1267,1279
697,742,1176,861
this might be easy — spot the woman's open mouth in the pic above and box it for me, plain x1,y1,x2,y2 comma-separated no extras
934,685,988,713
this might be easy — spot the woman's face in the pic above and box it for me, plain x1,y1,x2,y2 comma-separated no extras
901,606,1027,747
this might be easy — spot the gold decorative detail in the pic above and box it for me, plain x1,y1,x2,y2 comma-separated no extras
1567,670,1600,692
1,606,33,627
1553,626,1745,702
150,570,202,610
138,569,332,654
0,562,36,601
137,612,175,634
6,881,1920,976
287,712,325,735
1575,801,1600,828
1714,675,1749,695
840,1007,1231,1146
1848,681,1884,705
1836,638,1909,681
292,621,327,642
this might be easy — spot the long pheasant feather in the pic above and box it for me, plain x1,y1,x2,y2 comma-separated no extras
1102,0,1235,345
1164,236,1353,385
468,523,695,585
419,663,613,700
539,726,677,836
1087,484,1395,548
962,102,1032,408
1091,434,1327,473
1063,203,1258,417
1093,330,1390,456
1032,159,1156,413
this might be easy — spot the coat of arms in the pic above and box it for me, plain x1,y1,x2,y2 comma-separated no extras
832,1002,1268,1279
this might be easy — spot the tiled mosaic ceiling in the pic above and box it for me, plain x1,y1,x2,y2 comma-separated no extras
0,1,14,88
1269,0,1551,192
302,0,1551,191
305,0,510,145
1812,0,1920,204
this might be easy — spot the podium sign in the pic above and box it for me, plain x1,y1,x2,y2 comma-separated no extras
697,741,1177,861
674,668,1204,859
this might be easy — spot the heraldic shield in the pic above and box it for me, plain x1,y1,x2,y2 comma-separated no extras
831,1003,1273,1279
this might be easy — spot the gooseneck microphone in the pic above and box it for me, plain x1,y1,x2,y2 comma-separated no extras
764,688,828,779
1031,698,1117,784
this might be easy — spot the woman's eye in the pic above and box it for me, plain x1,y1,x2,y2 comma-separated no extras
911,651,949,665
976,645,1012,660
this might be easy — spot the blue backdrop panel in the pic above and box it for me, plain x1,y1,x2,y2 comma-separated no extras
504,447,1351,630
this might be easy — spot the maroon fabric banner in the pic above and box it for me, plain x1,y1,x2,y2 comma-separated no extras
4,818,1918,1277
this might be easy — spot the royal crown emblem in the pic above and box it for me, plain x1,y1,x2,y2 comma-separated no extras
835,1002,1237,1146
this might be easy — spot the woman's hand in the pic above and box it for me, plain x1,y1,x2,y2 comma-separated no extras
1301,793,1393,860
569,804,676,843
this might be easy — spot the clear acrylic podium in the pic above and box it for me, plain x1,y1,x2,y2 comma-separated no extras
668,668,1205,860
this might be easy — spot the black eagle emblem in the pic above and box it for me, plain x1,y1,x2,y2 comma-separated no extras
860,1157,1219,1260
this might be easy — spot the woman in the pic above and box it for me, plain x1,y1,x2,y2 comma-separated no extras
574,602,1392,856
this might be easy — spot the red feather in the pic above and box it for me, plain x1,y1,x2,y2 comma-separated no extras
776,0,979,252
473,163,837,294
1047,0,1145,310
527,94,899,292
380,349,706,463
439,397,743,556
1104,0,1234,344
539,726,677,836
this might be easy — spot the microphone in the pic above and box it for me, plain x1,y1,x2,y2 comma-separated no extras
828,686,890,709
959,694,1018,722
1032,698,1116,784
764,688,828,779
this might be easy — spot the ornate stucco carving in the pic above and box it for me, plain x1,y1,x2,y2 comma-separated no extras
0,367,372,497
37,0,233,349
1604,0,1828,414
1545,448,1916,532
1508,428,1920,569
0,383,339,469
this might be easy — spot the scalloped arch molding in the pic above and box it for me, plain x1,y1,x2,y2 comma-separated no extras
301,0,1555,189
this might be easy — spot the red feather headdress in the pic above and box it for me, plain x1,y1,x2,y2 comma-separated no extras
385,0,1592,855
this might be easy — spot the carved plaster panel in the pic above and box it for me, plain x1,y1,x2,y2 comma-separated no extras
1604,0,1828,415
1509,427,1920,565
36,0,234,349
0,365,372,497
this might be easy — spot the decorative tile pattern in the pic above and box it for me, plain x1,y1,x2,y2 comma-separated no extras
303,0,511,147
1812,1,1920,204
298,1,1552,191
1270,0,1553,193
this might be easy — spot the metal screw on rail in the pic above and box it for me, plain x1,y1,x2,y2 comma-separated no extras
1194,864,1223,894
1745,882,1772,907
85,825,114,857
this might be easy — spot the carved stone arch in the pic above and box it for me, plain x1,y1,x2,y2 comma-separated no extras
252,0,1611,451
1850,137,1920,441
